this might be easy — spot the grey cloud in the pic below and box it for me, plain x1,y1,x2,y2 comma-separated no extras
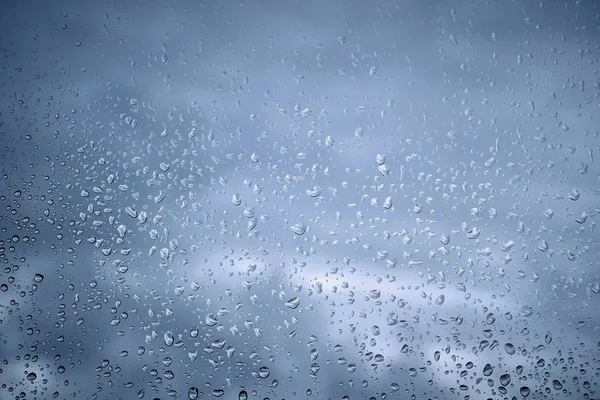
2,0,600,400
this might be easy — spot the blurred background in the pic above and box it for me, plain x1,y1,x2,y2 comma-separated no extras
1,0,599,399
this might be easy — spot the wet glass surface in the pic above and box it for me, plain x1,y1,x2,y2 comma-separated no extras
1,1,600,399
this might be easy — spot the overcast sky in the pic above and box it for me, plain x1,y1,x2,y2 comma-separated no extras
1,0,600,399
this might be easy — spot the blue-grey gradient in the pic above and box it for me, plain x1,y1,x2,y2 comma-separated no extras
1,1,599,399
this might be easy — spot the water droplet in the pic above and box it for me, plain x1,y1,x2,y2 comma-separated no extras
164,331,174,346
450,33,458,46
504,343,515,355
383,196,393,209
26,372,37,381
258,366,270,378
378,164,390,176
291,223,307,235
499,373,511,386
188,387,199,400
569,188,580,201
500,240,515,252
575,212,588,224
306,187,322,197
232,193,242,206
190,326,199,338
188,350,198,362
482,363,493,376
285,297,300,309
434,294,445,306
310,362,320,374
536,358,545,368
519,386,530,397
205,313,218,326
440,234,450,245
552,380,563,390
213,389,225,397
386,312,398,326
34,274,44,283
521,305,533,317
238,390,248,400
516,365,524,375
466,227,480,239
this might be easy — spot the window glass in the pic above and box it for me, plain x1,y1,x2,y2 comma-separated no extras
1,1,599,399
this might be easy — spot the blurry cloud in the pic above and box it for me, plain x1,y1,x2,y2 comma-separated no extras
1,0,599,399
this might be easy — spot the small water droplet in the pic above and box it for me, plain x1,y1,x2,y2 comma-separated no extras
500,240,515,252
205,313,218,326
386,312,398,326
383,196,393,209
569,188,580,201
521,305,533,317
499,373,511,386
552,380,563,390
434,294,445,306
378,164,390,176
291,223,307,235
504,343,515,355
482,363,493,376
188,387,199,400
258,366,270,378
440,234,450,245
285,297,300,309
190,326,199,338
519,386,530,397
164,331,174,346
450,34,458,46
306,187,322,197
